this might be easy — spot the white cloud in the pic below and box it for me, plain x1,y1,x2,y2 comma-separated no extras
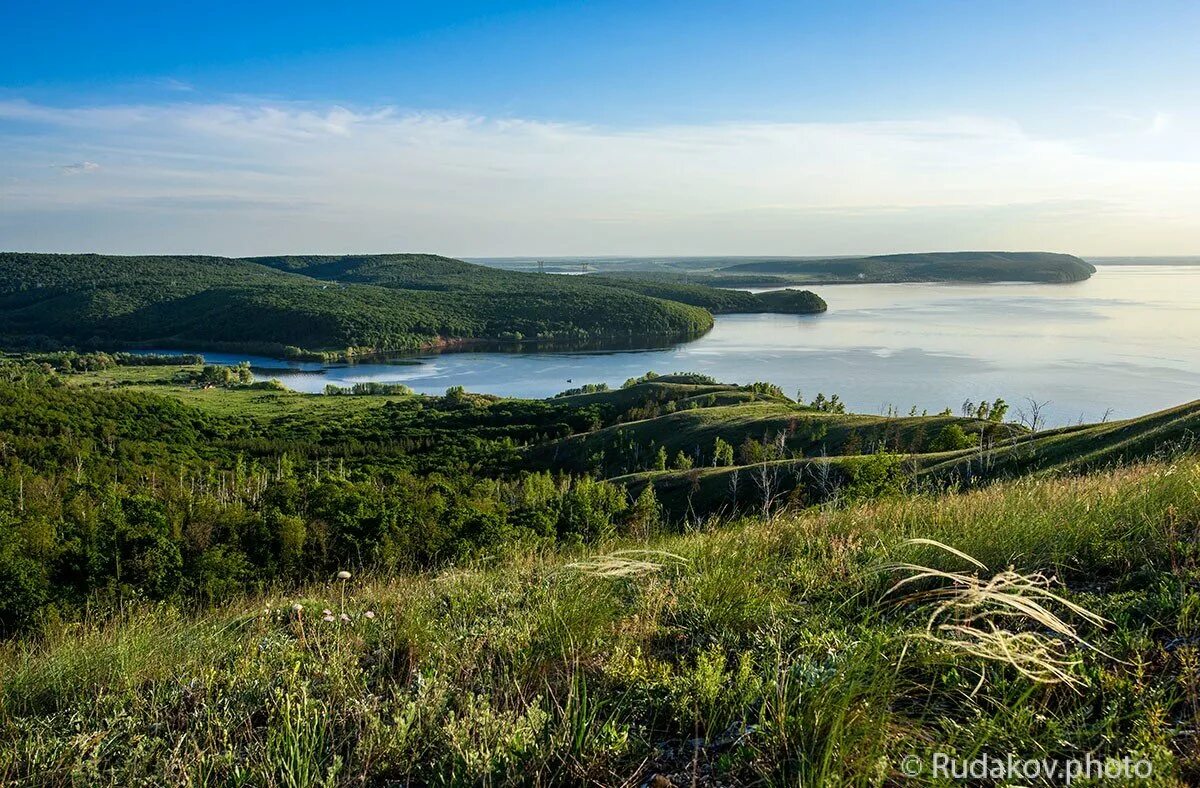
56,161,101,175
2,99,1198,255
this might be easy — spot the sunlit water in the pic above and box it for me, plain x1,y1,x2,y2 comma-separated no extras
149,265,1200,426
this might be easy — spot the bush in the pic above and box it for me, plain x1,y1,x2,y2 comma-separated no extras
931,423,977,452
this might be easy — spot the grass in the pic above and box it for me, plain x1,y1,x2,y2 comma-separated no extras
3,456,1199,785
64,364,413,421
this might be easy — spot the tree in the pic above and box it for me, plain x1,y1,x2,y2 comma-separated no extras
810,392,845,413
748,381,786,399
627,484,660,540
931,423,975,452
712,437,734,467
753,460,781,520
988,398,1009,422
672,450,693,470
738,436,765,465
1017,398,1051,433
842,450,907,502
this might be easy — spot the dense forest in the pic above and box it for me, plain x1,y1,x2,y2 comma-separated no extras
0,252,825,360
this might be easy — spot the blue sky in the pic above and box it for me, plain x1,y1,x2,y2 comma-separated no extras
2,1,1199,255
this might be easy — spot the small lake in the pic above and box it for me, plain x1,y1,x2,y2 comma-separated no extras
150,265,1200,426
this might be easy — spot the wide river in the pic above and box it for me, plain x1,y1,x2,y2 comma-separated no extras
178,264,1199,427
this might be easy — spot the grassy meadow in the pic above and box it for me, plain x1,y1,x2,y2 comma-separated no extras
4,456,1200,785
4,354,1200,784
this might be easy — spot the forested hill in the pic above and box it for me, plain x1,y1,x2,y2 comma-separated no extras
0,252,823,359
718,251,1096,283
246,254,827,314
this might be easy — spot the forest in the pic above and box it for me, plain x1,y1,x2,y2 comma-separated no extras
0,252,825,361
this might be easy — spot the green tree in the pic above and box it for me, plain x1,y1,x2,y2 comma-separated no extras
931,424,976,452
989,398,1010,422
712,437,734,467
627,484,661,539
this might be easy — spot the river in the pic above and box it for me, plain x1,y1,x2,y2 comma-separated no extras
149,264,1200,427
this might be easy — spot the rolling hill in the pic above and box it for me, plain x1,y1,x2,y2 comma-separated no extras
2,252,821,358
615,398,1200,517
3,354,1199,783
474,251,1096,285
717,251,1096,283
585,275,826,314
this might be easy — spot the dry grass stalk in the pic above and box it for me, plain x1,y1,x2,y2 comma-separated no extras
885,538,1109,687
564,549,688,578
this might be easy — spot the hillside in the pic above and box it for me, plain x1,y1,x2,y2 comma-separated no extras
587,275,826,314
618,399,1200,517
527,401,993,477
0,252,781,358
3,432,1197,782
474,252,1097,286
2,355,1200,782
718,251,1096,283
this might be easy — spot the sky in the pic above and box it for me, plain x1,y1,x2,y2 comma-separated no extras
2,0,1198,257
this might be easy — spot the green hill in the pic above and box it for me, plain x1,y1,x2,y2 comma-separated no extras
528,401,993,477
4,356,1200,782
718,251,1096,283
923,398,1200,481
618,399,1199,517
587,274,826,314
477,252,1096,285
3,417,1197,782
0,252,733,358
0,252,843,359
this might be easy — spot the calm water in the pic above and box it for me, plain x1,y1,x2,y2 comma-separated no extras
154,265,1200,426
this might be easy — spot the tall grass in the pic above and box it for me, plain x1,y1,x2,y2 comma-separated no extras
2,458,1198,785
